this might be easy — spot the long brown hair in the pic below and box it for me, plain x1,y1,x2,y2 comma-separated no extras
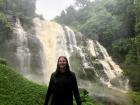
56,56,70,74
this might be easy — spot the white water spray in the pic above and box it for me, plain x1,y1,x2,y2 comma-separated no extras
14,18,31,78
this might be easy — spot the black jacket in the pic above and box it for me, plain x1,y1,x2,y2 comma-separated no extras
44,71,81,105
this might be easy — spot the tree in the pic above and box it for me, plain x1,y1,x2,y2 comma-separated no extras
74,0,90,7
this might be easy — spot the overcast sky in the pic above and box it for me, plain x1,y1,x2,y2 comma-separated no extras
36,0,74,20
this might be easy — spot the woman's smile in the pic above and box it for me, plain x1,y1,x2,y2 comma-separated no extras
58,57,67,69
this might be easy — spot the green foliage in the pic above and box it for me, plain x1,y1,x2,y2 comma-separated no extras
112,37,140,90
55,0,140,91
0,12,11,29
125,48,137,64
112,38,137,64
112,39,131,53
0,0,36,27
0,64,47,105
0,58,7,65
128,91,140,105
134,35,140,64
0,12,12,43
55,0,134,48
122,64,140,91
135,0,140,35
80,9,121,47
134,35,140,46
112,39,132,62
55,6,77,26
73,89,103,105
80,90,103,105
74,0,90,7
135,22,140,34
0,0,5,9
55,3,93,28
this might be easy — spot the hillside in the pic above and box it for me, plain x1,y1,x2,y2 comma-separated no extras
0,64,46,105
0,63,99,105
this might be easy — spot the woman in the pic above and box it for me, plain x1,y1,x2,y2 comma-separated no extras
44,56,81,105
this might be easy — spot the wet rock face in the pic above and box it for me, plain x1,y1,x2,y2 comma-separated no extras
0,15,44,83
0,0,37,64
27,34,44,78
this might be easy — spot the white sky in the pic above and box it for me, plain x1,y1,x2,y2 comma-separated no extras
36,0,75,20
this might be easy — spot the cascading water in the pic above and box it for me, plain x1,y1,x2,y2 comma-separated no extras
32,18,131,104
64,26,77,52
33,18,79,83
86,40,129,90
33,18,129,90
13,18,31,78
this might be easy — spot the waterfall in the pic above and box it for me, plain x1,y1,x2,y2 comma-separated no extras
13,18,31,79
34,18,67,83
33,18,129,94
95,41,126,88
63,26,77,52
79,39,129,91
10,17,131,104
33,18,82,83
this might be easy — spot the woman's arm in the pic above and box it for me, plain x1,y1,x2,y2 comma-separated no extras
44,73,54,105
72,73,81,105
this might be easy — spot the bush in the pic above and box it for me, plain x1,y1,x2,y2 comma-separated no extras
125,48,137,64
73,88,104,105
0,58,7,65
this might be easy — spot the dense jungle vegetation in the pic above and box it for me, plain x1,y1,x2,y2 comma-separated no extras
55,0,140,91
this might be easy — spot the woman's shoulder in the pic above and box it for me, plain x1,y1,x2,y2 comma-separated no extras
70,71,75,75
51,71,57,77
69,71,76,78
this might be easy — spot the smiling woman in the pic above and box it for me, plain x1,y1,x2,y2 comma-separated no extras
44,56,81,105
35,0,74,20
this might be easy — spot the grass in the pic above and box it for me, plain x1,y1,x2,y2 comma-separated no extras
0,63,98,105
1,63,139,105
128,91,140,105
0,64,47,105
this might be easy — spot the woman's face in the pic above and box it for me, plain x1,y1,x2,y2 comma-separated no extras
58,57,67,70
